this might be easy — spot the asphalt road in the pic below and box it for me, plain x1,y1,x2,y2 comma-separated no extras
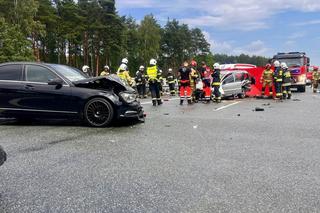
1,88,320,212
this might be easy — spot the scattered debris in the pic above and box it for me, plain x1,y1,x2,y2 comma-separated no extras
163,113,170,116
254,107,265,112
262,103,270,106
109,140,116,143
292,99,301,101
165,125,171,127
237,114,241,116
193,125,198,129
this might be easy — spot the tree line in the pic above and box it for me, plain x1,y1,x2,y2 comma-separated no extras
0,0,269,76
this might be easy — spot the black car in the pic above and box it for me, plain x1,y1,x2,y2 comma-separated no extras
0,145,6,166
0,62,144,127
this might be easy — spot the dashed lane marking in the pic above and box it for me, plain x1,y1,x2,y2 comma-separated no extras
214,101,241,111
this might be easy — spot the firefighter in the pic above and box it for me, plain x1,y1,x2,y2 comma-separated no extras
273,60,283,99
117,58,129,74
281,62,292,99
312,66,320,93
190,60,199,102
158,69,164,96
166,68,176,96
260,63,273,98
117,64,133,86
100,65,110,76
82,65,92,77
135,66,147,98
200,61,212,102
178,61,192,105
146,59,162,106
212,63,222,103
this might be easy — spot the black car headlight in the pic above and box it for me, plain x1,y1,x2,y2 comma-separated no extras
119,92,137,103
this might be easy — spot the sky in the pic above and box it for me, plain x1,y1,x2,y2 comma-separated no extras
116,0,320,65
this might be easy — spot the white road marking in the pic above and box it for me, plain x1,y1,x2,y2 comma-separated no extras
140,97,180,105
214,101,241,111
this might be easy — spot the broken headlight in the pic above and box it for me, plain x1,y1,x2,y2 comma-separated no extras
119,92,137,103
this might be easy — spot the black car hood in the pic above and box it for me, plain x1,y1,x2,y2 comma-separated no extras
73,74,135,93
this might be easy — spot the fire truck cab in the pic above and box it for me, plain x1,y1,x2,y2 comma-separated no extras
272,52,310,92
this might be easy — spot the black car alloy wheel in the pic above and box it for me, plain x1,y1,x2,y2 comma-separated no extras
84,98,114,127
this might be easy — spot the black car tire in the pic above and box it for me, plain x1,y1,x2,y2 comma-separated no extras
238,89,245,99
84,98,114,127
298,86,306,93
0,146,7,166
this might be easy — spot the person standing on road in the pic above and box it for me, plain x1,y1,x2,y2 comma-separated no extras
273,60,283,100
190,60,199,102
281,62,292,100
100,65,111,76
260,63,274,98
117,58,129,74
146,59,162,106
199,61,212,102
135,66,147,98
166,68,176,96
117,64,133,86
157,69,164,96
212,63,222,103
312,66,320,93
178,61,192,105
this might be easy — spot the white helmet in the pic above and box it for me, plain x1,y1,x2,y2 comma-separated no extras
150,59,157,65
104,65,109,70
213,63,220,69
139,65,145,70
121,58,128,64
168,68,173,72
281,62,288,69
119,64,127,71
82,65,90,73
274,60,280,67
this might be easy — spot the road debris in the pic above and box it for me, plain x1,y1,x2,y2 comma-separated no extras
254,107,265,112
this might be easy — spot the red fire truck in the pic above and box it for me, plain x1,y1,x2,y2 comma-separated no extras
272,52,310,92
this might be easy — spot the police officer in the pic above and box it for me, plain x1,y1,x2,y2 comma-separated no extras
260,63,273,98
117,64,133,86
178,61,192,105
312,66,320,93
273,60,283,100
135,66,147,98
212,63,222,103
166,68,176,96
281,62,292,99
100,65,110,76
146,59,162,106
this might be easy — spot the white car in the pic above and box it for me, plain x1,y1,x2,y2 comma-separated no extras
219,70,252,98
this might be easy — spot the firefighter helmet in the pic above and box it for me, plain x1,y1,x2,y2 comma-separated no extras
213,63,220,69
281,62,288,69
314,66,319,71
265,63,272,69
150,59,157,65
139,65,145,70
274,60,280,67
191,60,197,67
104,65,109,70
121,58,128,64
82,65,90,73
168,68,173,72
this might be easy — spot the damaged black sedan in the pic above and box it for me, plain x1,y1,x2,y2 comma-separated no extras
0,62,144,127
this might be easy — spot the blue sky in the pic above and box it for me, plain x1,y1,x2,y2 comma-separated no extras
116,0,320,65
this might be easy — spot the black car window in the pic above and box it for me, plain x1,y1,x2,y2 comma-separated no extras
235,73,243,82
26,65,58,83
0,64,22,81
223,74,235,84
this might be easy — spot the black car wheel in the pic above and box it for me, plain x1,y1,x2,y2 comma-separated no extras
84,98,114,127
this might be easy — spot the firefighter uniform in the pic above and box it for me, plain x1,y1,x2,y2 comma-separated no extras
200,66,212,101
117,69,132,86
166,72,176,95
190,68,199,101
274,67,283,99
212,69,221,102
157,70,164,96
179,66,192,105
135,70,147,98
312,69,320,93
147,65,162,106
261,68,273,97
282,69,292,99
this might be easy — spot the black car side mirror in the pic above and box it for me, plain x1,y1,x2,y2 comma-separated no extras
48,78,63,88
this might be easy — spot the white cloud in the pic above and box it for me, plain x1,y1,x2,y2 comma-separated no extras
293,19,320,26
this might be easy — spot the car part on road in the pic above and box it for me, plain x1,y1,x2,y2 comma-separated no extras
254,107,265,112
0,145,6,166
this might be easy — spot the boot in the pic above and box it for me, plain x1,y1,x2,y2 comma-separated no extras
180,100,183,105
283,94,287,100
287,94,291,99
187,100,192,105
152,100,156,106
157,100,163,105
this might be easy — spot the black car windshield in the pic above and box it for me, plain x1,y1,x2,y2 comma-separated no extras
49,64,88,81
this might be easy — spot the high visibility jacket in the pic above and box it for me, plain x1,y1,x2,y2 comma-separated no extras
274,68,283,82
190,68,199,84
261,69,273,82
282,69,291,86
166,73,176,84
147,65,158,82
212,69,221,86
100,70,110,76
118,70,132,85
313,71,320,81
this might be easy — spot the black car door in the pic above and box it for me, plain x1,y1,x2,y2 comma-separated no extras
20,64,75,114
0,64,24,111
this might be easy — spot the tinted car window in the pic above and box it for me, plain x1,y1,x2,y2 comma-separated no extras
26,65,57,83
223,74,235,84
0,64,22,81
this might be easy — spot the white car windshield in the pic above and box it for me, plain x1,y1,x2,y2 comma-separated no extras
49,64,87,82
